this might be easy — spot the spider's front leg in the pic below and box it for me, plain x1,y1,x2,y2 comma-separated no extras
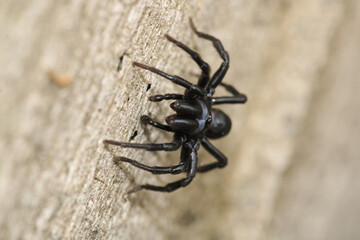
164,34,210,88
133,62,193,89
133,62,206,97
189,18,229,92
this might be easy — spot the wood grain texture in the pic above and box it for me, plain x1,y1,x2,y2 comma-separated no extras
1,0,357,239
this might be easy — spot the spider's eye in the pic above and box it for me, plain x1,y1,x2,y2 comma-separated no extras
205,116,212,127
206,109,231,139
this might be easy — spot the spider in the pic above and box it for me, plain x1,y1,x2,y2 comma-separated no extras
103,18,247,194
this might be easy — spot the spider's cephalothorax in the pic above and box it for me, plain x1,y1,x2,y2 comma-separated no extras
104,18,247,193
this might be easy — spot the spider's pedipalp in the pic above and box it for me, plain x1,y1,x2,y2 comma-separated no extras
149,94,183,102
140,115,175,132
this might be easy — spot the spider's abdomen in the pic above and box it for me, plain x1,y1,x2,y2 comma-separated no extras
166,99,212,136
206,109,232,139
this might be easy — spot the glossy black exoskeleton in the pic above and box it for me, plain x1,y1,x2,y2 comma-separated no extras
104,18,247,193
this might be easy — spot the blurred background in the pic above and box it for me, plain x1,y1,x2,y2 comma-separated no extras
0,0,359,239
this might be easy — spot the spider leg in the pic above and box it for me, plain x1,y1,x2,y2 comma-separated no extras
189,18,229,93
140,115,174,132
127,178,192,193
133,62,192,89
103,134,186,152
114,142,191,176
197,138,227,173
127,141,199,193
220,82,243,96
114,157,186,175
149,94,183,102
212,83,247,104
212,96,247,104
165,34,210,88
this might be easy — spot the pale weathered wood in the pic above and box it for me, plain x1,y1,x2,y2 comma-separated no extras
1,0,357,239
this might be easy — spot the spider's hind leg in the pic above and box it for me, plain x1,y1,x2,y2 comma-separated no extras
127,177,194,194
197,138,228,173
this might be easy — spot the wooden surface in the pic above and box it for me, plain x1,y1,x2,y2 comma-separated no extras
0,0,359,239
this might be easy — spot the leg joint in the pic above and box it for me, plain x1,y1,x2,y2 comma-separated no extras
218,158,228,168
181,176,194,187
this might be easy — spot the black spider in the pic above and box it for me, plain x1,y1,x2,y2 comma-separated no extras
103,18,247,194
